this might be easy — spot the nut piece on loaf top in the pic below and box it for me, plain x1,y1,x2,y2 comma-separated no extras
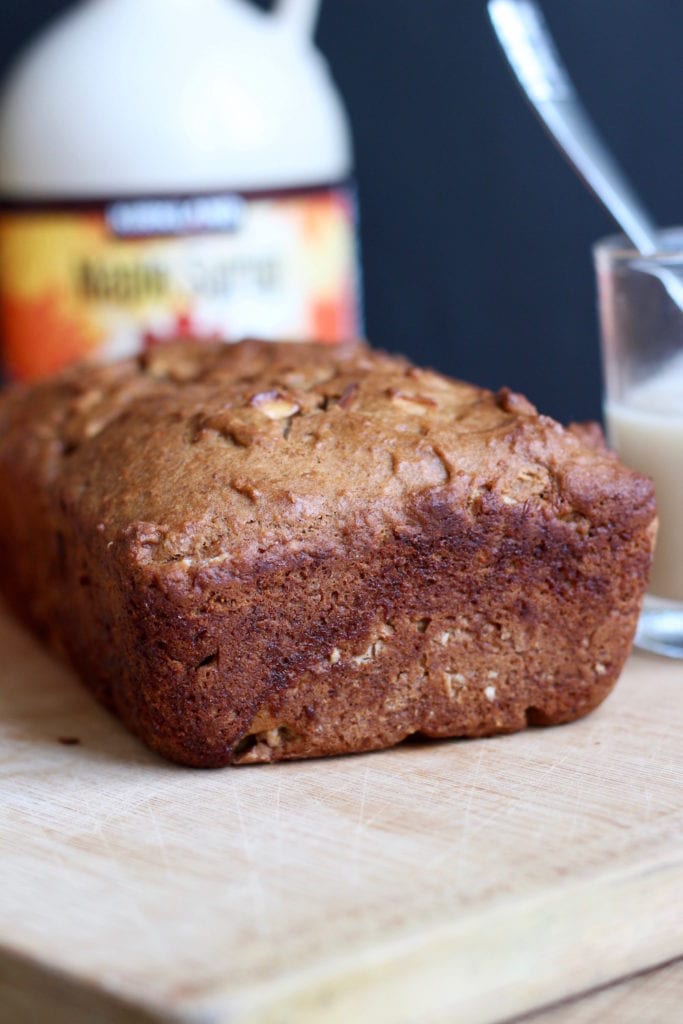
0,340,656,767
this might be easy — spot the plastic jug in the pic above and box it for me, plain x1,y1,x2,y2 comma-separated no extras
0,0,361,380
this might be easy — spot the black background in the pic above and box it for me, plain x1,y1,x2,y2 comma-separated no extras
3,1,683,423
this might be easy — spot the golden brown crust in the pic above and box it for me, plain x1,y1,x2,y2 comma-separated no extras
0,341,656,766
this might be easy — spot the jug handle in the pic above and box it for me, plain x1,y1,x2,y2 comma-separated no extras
276,0,322,40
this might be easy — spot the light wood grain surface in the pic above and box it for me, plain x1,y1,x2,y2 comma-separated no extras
522,957,683,1024
0,607,681,1024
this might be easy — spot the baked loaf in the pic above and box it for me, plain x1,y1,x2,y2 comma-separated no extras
0,341,656,766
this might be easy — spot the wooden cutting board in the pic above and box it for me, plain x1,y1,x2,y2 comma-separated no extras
1,607,681,1024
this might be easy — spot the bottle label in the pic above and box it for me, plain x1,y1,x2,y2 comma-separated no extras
0,183,361,380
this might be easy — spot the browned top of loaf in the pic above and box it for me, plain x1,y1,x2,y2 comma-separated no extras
0,341,654,574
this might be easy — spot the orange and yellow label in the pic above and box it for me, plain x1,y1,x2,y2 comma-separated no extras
0,184,361,381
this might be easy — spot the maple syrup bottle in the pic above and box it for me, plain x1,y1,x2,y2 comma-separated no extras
0,0,361,380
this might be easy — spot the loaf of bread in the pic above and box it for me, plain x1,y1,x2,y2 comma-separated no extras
0,341,656,766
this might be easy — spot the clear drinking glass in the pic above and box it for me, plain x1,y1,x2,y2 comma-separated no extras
594,230,683,659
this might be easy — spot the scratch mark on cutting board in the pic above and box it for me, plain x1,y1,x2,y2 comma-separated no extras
94,829,169,957
455,746,485,873
231,778,254,868
464,748,573,846
347,766,371,887
229,778,274,936
147,804,172,878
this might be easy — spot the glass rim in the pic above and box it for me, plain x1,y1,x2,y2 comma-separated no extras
593,226,683,265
